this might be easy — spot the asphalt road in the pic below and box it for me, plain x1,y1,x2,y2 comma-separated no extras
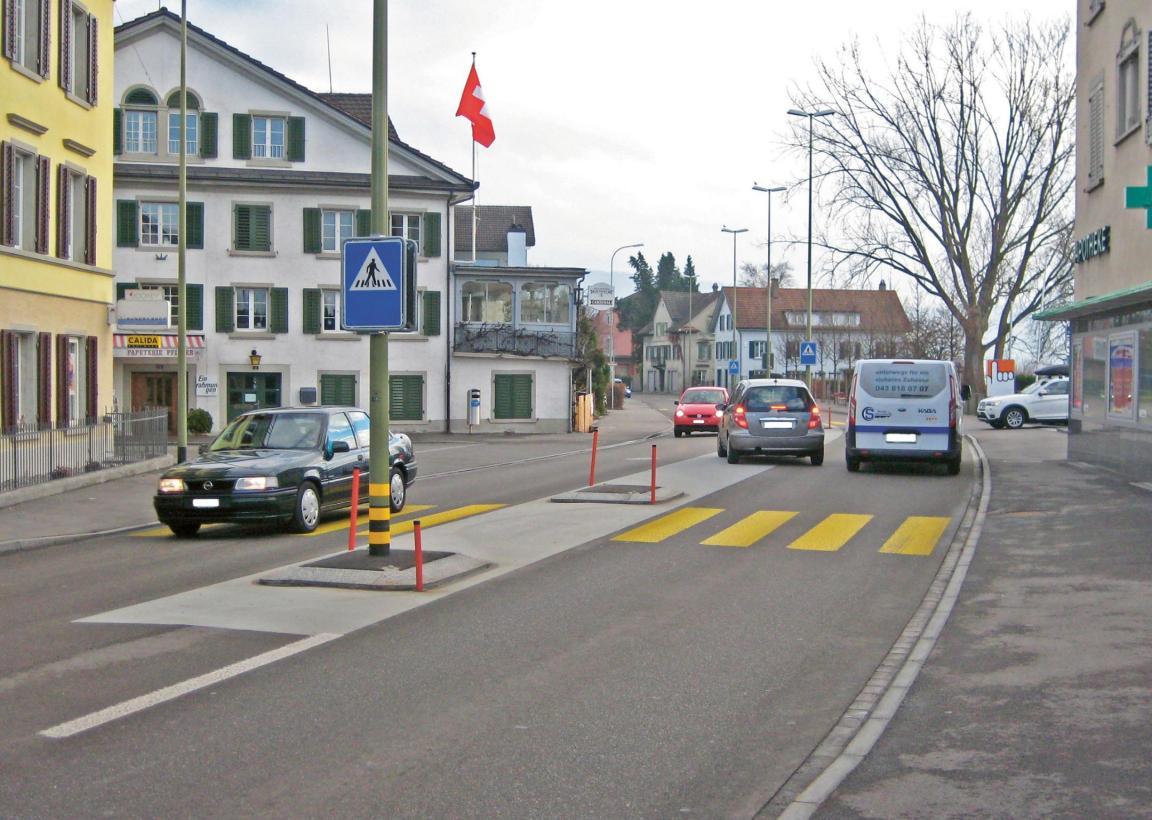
0,397,977,817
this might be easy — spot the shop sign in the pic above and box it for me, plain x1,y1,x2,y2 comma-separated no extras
116,293,171,328
587,283,615,309
1072,226,1110,264
195,375,218,397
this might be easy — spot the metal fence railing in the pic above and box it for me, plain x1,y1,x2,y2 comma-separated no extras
0,408,169,495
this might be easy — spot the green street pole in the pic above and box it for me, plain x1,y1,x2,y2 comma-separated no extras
176,0,188,463
368,0,391,556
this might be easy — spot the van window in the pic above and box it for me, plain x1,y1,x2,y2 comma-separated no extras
859,363,947,399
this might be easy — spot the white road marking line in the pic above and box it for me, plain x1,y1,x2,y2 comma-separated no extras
39,633,340,739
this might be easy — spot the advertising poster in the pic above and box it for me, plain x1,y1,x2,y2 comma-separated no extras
1108,335,1135,418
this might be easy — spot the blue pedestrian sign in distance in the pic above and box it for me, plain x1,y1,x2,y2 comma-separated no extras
728,359,740,375
341,236,415,331
800,340,818,367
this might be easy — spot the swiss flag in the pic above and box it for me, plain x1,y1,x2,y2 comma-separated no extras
456,63,495,147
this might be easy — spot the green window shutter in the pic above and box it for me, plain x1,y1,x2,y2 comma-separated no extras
421,290,441,336
115,282,134,300
232,113,251,160
356,209,372,237
199,112,218,158
215,287,234,333
234,204,271,252
302,208,322,253
303,288,321,334
389,375,424,421
320,374,356,406
113,108,122,155
185,202,204,249
286,116,306,162
422,212,441,257
493,374,532,420
186,284,204,330
270,287,289,333
116,200,138,246
233,204,250,250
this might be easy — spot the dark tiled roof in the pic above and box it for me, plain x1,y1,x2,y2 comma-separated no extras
661,290,722,329
317,93,399,141
721,287,911,333
454,206,535,252
114,10,471,189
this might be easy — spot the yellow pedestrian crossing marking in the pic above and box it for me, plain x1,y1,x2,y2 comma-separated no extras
878,516,950,556
304,504,435,536
612,507,724,543
788,513,873,552
380,504,505,536
701,511,798,548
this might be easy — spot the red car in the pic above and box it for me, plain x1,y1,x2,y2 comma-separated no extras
674,386,729,437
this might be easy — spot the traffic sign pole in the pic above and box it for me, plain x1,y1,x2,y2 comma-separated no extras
368,0,390,557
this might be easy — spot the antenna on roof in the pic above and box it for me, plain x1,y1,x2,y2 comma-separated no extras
325,25,333,94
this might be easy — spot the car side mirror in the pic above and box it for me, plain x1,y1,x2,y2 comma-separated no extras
324,440,351,460
1038,388,1050,396
673,400,679,406
716,403,727,412
198,443,209,455
959,384,972,401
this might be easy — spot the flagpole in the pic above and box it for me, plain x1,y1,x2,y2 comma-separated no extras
471,52,478,263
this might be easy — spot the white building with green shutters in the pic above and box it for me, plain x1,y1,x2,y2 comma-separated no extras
110,9,472,433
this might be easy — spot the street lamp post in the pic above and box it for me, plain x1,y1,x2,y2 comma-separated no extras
752,183,785,376
721,226,747,388
685,271,696,389
787,108,835,385
609,242,643,407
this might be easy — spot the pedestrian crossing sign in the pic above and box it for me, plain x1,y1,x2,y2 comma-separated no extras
800,340,818,366
341,236,417,331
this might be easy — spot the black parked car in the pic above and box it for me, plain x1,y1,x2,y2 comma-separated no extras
154,407,417,537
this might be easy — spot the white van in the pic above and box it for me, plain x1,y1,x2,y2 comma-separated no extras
845,359,971,475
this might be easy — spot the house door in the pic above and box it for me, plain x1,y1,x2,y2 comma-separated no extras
131,372,177,432
226,372,282,421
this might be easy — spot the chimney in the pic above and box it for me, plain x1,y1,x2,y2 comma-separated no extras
711,282,719,293
507,223,527,267
878,279,887,291
770,277,779,297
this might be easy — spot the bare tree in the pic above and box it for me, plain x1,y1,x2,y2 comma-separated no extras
739,261,794,288
792,14,1075,396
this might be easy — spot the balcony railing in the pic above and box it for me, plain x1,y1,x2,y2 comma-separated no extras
454,324,577,359
1,409,169,495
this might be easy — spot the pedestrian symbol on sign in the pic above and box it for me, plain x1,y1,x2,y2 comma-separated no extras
349,248,397,290
800,341,818,366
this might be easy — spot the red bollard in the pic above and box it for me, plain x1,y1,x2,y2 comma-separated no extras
348,466,361,551
413,519,424,592
650,444,657,504
588,428,600,487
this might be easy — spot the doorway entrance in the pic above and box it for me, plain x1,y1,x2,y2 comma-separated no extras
131,372,177,432
226,372,282,421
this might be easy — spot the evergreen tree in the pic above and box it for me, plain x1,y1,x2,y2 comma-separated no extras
656,252,680,291
683,256,698,291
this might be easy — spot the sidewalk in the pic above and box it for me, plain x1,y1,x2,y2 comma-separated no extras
0,401,665,553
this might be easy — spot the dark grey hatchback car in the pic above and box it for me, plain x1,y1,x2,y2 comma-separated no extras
154,407,416,537
717,378,825,465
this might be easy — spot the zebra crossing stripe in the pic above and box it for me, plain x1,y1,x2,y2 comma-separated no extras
358,504,505,535
788,513,873,552
612,507,724,543
303,505,435,536
701,511,798,548
878,516,950,556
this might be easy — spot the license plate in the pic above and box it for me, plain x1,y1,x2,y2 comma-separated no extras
692,419,705,424
192,498,219,508
763,419,794,429
885,432,917,444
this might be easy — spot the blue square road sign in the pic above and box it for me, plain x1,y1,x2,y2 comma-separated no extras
342,237,408,331
800,340,818,367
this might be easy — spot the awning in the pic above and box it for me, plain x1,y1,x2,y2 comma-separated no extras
113,333,205,358
1035,280,1152,321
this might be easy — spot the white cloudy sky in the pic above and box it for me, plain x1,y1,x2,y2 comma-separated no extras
115,0,1071,298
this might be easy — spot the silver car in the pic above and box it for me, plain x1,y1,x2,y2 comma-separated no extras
717,378,825,465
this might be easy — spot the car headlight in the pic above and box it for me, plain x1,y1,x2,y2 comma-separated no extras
234,476,279,491
158,478,186,493
675,409,685,417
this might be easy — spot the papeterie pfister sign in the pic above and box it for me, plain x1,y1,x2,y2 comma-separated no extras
587,283,615,309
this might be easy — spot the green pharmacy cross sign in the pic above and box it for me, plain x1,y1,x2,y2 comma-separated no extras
1125,165,1152,229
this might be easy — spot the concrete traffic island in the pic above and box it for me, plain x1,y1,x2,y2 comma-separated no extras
258,549,491,591
550,483,685,504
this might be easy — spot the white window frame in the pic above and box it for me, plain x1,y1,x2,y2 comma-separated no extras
139,202,180,247
519,281,571,325
321,288,341,333
390,212,421,247
1117,21,1142,142
322,209,354,254
167,110,199,156
125,109,158,154
252,116,285,159
65,168,87,262
11,149,31,250
235,287,270,331
461,280,513,324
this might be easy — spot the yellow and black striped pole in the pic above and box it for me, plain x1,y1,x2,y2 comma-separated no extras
368,0,390,556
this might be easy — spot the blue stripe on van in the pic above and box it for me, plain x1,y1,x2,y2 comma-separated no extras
854,425,951,434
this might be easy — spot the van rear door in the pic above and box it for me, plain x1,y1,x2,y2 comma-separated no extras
852,361,953,453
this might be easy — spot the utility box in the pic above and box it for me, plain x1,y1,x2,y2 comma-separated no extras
467,388,482,427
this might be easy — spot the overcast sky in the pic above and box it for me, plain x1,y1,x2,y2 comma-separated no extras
116,0,1071,298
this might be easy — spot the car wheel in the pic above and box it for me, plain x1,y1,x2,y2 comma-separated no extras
1003,406,1027,429
726,443,741,464
989,419,1006,429
290,481,321,533
389,466,407,513
946,456,961,476
810,449,824,466
846,456,861,473
674,429,683,438
717,435,727,458
169,522,200,538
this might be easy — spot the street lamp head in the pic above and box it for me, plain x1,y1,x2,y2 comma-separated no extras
753,184,786,193
721,226,748,234
788,108,837,118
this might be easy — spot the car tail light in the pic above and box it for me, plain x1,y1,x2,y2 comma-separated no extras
770,404,787,411
948,376,958,428
733,404,749,429
808,404,822,429
848,393,857,431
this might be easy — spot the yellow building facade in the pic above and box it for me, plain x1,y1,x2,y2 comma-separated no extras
1,0,114,430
